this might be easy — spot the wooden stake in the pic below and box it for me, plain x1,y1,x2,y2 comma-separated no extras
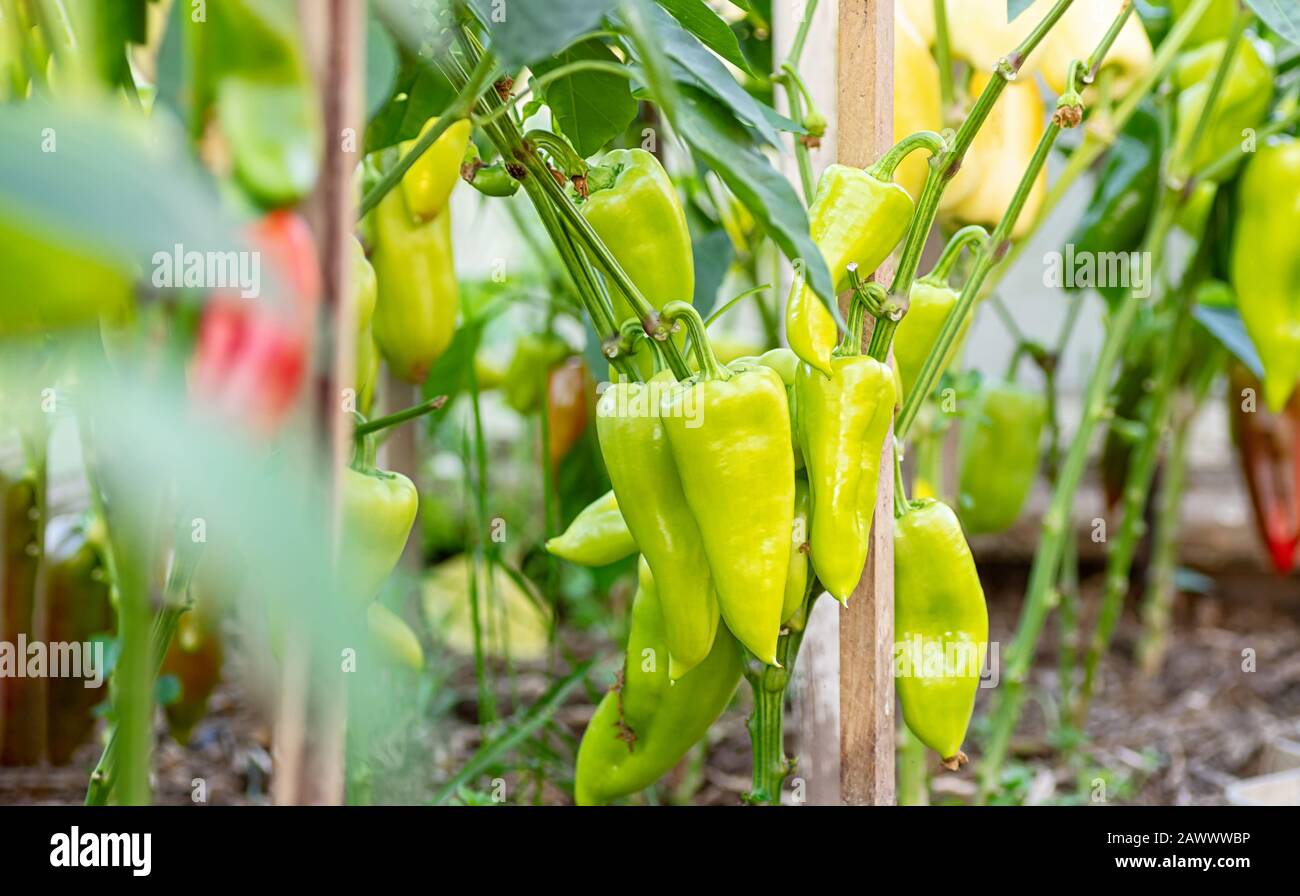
837,0,896,807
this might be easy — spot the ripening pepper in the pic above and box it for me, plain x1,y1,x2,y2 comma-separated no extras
206,0,322,208
366,602,425,671
956,379,1047,535
1228,363,1300,574
580,148,694,326
503,333,570,415
797,351,896,604
43,515,114,765
342,432,419,603
161,598,224,746
1173,33,1273,178
1170,0,1236,48
1230,137,1300,413
401,118,472,223
782,478,812,625
351,236,379,415
546,490,637,567
942,73,1045,239
546,358,591,468
661,305,794,664
574,558,743,806
894,499,988,767
597,369,718,678
786,164,914,375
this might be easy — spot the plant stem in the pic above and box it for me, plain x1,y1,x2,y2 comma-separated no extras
354,396,448,438
976,194,1180,800
1136,347,1222,675
744,592,815,805
933,0,955,125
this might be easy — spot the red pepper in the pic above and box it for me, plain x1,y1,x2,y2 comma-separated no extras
191,211,320,435
545,357,590,469
1229,364,1300,574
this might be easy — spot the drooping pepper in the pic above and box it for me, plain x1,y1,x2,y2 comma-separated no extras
205,0,322,208
891,226,986,403
1173,32,1274,178
785,162,914,376
342,429,419,604
366,601,425,671
400,118,472,223
351,235,380,415
795,301,897,604
160,597,224,746
1066,100,1163,306
574,558,743,806
579,148,694,327
1230,136,1300,413
894,499,988,767
1228,363,1300,574
545,357,590,468
660,304,794,664
956,378,1048,535
503,333,570,415
43,515,114,765
545,490,637,567
368,156,460,384
596,369,718,677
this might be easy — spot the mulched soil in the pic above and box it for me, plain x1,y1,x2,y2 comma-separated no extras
2,565,1296,806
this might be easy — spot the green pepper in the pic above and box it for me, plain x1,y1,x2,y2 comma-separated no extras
0,216,133,336
368,163,460,385
342,431,419,603
503,333,570,415
580,149,694,326
206,0,322,208
366,602,425,671
785,163,913,376
1066,100,1162,305
1231,136,1300,412
796,350,895,604
782,478,811,625
1172,32,1273,178
351,236,379,415
400,118,472,223
160,598,224,746
660,304,794,665
894,499,988,767
545,490,637,567
43,515,114,765
892,226,986,403
758,347,804,471
597,370,718,677
574,558,743,806
956,379,1048,535
1169,0,1236,48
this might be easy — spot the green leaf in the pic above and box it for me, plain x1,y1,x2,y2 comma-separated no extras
692,229,734,312
671,85,835,317
1193,305,1264,379
365,49,456,153
617,4,794,149
364,16,401,121
468,0,621,68
656,0,753,73
1246,0,1300,45
532,41,638,158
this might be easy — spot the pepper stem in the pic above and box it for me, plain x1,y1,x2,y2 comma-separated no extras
837,267,886,357
354,396,448,439
661,301,729,381
921,224,989,286
865,130,947,183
